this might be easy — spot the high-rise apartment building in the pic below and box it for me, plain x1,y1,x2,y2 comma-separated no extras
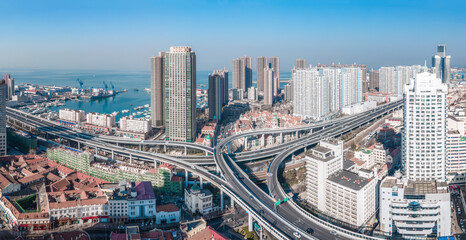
368,69,379,91
446,111,466,175
3,74,14,100
432,44,451,84
402,72,447,181
284,83,293,102
232,55,252,93
208,69,228,121
150,53,165,128
263,64,274,106
164,47,197,142
295,59,307,69
0,79,6,155
379,65,422,96
293,66,362,119
256,57,280,94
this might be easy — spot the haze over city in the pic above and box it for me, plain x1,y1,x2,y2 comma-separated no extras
1,0,466,71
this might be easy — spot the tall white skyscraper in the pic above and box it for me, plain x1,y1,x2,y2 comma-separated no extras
0,79,6,155
164,46,197,142
432,44,451,84
402,72,448,181
263,64,274,106
293,66,362,119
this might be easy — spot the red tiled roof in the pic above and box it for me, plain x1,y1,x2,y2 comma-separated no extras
156,204,179,213
18,173,44,185
188,226,228,240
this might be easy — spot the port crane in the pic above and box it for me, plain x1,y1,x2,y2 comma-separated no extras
103,81,108,92
110,82,115,92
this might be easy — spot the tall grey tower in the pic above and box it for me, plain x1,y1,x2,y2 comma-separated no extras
263,64,274,106
208,69,228,121
256,56,280,94
432,44,451,84
159,46,197,142
232,55,252,93
0,79,6,155
4,74,14,100
150,53,165,127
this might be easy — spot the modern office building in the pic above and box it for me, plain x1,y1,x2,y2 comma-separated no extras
379,177,451,238
369,69,379,91
432,44,451,84
208,69,228,121
402,72,448,181
293,66,362,119
295,59,307,69
0,79,6,155
263,64,274,106
150,52,165,127
4,74,14,100
163,47,197,142
232,55,252,92
256,56,280,93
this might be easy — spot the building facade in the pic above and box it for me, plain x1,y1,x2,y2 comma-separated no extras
0,79,6,155
402,72,448,181
263,64,274,106
59,109,85,123
232,55,252,93
432,44,451,84
208,69,228,121
150,52,165,127
163,46,197,142
185,183,213,215
119,117,151,133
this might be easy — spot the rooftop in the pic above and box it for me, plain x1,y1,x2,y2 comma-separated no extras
327,170,372,191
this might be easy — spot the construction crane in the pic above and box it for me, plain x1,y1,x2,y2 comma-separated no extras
110,82,115,92
103,81,108,92
76,78,83,89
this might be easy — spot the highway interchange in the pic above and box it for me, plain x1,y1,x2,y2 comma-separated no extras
6,100,402,239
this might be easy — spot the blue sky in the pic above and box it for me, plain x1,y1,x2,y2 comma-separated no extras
1,0,465,71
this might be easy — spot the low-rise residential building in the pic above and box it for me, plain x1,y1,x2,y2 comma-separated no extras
116,117,152,139
156,203,180,224
85,112,115,133
185,182,214,215
379,177,451,238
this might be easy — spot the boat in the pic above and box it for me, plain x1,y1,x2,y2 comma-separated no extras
144,88,150,92
144,104,150,108
122,109,130,113
112,111,119,116
134,88,139,91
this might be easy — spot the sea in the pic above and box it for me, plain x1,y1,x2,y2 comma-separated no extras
1,69,291,120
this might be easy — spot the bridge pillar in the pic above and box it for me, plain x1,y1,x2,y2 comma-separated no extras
129,154,132,164
153,160,157,168
77,142,80,149
111,150,114,160
95,147,99,156
185,170,188,188
231,198,235,209
59,138,62,144
261,134,265,147
296,130,299,138
205,151,208,156
243,137,247,150
220,189,224,211
164,145,166,152
184,146,187,156
260,225,263,240
248,214,253,232
227,143,231,154
200,177,203,189
139,144,142,151
279,132,283,143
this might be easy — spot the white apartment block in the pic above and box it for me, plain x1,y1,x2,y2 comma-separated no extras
248,86,258,101
86,112,116,128
402,72,448,181
59,108,85,123
293,67,362,120
0,80,6,156
119,117,151,133
305,140,343,212
185,183,213,215
325,170,377,227
379,65,422,96
379,177,451,238
447,112,466,175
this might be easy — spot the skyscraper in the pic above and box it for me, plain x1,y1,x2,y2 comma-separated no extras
379,66,421,96
402,72,447,181
256,57,280,94
368,69,379,91
4,74,14,100
432,44,451,84
150,53,165,127
0,79,6,155
163,46,197,142
263,64,274,106
232,55,252,93
295,59,307,69
208,69,228,121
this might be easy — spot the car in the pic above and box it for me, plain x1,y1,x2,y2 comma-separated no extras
330,230,337,235
191,165,196,169
293,232,301,238
250,195,254,200
306,228,314,234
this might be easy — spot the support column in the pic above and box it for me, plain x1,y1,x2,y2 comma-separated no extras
184,146,187,156
261,134,265,147
280,132,283,143
227,143,231,154
153,160,157,169
260,225,263,240
111,150,114,159
139,144,142,151
205,151,208,156
164,145,167,152
129,154,132,164
116,142,119,146
220,190,224,211
95,147,99,156
248,214,253,232
200,177,203,189
185,170,188,188
59,138,62,144
243,137,247,150
230,198,235,209
77,141,80,149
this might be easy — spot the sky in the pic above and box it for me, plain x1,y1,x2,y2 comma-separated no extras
1,0,465,72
